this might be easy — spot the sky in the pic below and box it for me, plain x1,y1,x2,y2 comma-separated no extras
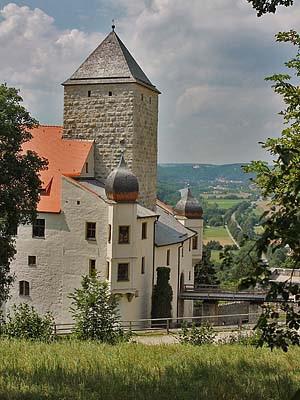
0,0,299,164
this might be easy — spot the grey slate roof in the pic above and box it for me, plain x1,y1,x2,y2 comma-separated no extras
64,30,159,93
155,204,195,247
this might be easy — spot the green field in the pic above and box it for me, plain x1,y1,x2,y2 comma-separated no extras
0,340,299,400
206,198,243,209
203,226,234,245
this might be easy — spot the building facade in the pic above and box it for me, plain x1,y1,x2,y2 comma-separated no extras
6,28,203,324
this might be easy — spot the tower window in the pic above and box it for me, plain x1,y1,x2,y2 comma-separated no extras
189,271,191,281
86,222,96,240
109,91,112,96
141,257,145,274
166,249,170,266
141,93,144,101
149,97,151,104
85,162,89,173
189,239,191,252
118,263,129,281
142,222,147,239
107,261,110,280
118,226,130,244
19,281,30,296
108,224,112,243
192,235,198,250
32,219,45,238
28,256,36,266
88,90,91,97
89,259,96,277
181,246,184,258
77,200,80,205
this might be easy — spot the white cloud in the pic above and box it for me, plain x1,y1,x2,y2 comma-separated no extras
0,3,102,122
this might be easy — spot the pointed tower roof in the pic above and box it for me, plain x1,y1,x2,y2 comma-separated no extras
63,28,160,93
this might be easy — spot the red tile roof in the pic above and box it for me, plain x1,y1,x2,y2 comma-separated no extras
22,125,93,213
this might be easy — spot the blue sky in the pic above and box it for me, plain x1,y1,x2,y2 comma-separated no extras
0,0,299,163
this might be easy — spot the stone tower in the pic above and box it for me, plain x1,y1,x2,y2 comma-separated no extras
62,27,160,210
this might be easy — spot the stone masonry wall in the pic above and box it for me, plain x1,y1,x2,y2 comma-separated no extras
63,82,158,210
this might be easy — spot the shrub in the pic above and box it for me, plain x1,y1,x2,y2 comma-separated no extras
69,275,129,344
151,267,173,320
4,303,54,341
218,330,260,346
178,323,216,345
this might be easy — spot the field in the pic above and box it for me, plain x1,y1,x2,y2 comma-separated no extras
0,340,299,400
206,198,243,209
203,226,235,246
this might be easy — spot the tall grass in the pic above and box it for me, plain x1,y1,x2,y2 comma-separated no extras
0,340,299,400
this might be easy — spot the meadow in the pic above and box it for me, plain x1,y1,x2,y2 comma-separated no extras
206,198,243,209
0,340,299,400
203,226,234,246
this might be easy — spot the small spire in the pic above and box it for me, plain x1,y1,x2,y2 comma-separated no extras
112,19,115,32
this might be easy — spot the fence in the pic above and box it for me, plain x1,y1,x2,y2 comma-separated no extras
54,312,262,336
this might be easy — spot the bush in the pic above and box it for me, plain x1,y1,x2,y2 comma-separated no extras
4,303,54,341
151,267,173,320
218,330,260,346
69,275,129,344
179,323,216,345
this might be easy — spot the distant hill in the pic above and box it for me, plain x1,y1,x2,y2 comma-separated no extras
158,163,253,184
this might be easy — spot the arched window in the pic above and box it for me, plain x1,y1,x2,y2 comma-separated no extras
19,281,30,296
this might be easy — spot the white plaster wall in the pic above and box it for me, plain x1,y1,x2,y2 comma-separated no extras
7,177,109,324
177,217,204,265
107,202,156,321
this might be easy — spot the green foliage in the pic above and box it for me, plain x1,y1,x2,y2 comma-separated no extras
151,267,173,319
247,0,293,16
0,84,47,305
0,341,300,400
195,245,220,285
69,275,128,344
242,31,300,350
178,323,216,345
219,330,260,346
3,303,54,341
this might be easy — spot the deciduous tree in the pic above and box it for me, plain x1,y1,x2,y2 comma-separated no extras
0,84,47,306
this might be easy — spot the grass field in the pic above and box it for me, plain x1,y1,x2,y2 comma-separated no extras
206,198,243,209
0,340,299,400
203,226,234,246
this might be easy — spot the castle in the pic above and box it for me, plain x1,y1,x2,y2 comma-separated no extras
6,27,203,323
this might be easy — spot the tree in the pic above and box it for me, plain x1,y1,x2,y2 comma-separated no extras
0,84,47,306
69,275,128,343
242,31,300,350
247,0,294,16
194,245,220,286
151,267,173,320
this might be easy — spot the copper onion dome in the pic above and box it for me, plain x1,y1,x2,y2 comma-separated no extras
174,188,203,219
105,154,139,202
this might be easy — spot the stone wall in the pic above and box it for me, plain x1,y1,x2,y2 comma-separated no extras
63,82,158,210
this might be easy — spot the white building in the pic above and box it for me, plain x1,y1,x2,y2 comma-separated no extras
6,27,203,324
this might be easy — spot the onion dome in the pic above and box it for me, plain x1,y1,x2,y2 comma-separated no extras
105,154,139,202
174,188,203,219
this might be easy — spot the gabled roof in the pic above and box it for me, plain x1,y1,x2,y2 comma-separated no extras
22,126,93,213
155,203,195,247
63,30,160,93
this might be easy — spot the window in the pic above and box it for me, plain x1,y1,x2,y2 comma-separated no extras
166,249,170,266
189,271,191,281
181,246,184,258
141,93,144,101
141,257,145,274
32,219,45,238
86,222,96,240
106,261,110,280
142,222,147,239
89,259,96,276
85,162,89,173
109,91,112,96
118,263,129,281
8,223,18,236
149,97,152,104
189,239,191,252
28,256,36,266
88,90,91,97
192,235,198,250
118,226,130,244
77,200,80,205
19,281,29,296
108,224,112,243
